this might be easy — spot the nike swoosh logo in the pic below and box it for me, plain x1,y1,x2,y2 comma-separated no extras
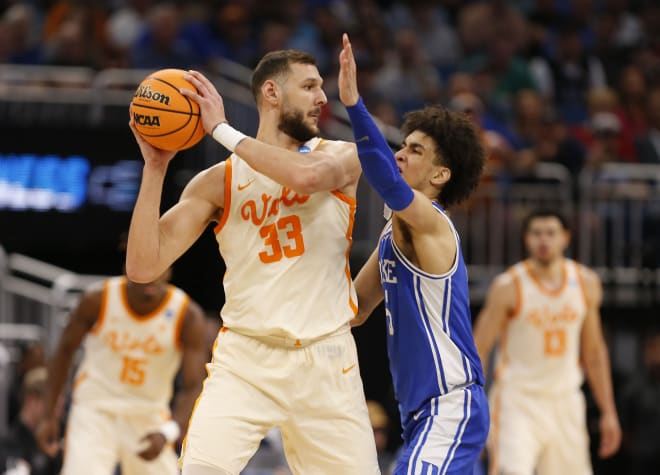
342,364,356,374
237,178,255,190
356,135,370,143
413,408,425,421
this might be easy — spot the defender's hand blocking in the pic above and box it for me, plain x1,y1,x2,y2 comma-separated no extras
338,33,359,107
181,70,228,135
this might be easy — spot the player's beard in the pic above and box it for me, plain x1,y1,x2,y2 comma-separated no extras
278,107,318,143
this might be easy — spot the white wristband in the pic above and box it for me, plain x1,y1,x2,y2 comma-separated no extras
212,122,247,152
159,420,181,443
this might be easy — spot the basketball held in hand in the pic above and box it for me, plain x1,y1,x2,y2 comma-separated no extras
130,69,205,151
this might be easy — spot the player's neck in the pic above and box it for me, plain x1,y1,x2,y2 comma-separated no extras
125,285,167,316
527,257,564,285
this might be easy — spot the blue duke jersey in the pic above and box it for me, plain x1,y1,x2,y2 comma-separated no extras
378,204,484,426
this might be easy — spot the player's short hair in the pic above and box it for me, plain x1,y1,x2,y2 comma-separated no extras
251,50,317,104
522,209,570,233
402,106,485,207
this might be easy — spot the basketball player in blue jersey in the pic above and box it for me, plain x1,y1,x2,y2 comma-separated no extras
338,34,489,474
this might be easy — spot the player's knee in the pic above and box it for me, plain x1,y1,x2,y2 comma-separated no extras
182,463,234,475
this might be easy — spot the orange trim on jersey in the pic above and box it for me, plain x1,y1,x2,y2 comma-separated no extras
507,268,522,319
71,370,88,394
120,278,175,322
180,364,211,462
173,295,190,350
89,280,110,335
523,259,568,297
214,157,233,234
331,189,357,206
574,261,590,308
343,199,358,315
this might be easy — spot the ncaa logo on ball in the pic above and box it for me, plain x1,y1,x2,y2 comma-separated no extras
133,112,161,127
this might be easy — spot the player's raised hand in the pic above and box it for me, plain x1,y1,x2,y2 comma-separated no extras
36,416,61,457
598,411,621,458
338,33,359,107
137,431,167,461
182,70,228,135
128,115,177,167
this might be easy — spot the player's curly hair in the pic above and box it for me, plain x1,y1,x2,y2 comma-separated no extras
251,50,317,104
402,106,485,208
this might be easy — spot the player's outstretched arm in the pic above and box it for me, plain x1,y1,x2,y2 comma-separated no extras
579,267,621,458
339,34,444,235
352,248,384,327
473,272,517,376
137,298,207,461
126,118,225,283
36,285,102,456
181,70,360,195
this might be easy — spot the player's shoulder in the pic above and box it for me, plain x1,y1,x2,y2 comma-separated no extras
317,138,357,154
492,268,518,290
574,261,602,293
80,278,109,300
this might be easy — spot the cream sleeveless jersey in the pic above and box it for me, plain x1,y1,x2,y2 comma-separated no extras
72,277,189,414
494,259,587,394
215,137,357,340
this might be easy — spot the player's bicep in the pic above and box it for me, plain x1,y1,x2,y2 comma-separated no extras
394,190,444,233
313,141,361,192
579,268,605,355
473,275,516,358
59,288,103,351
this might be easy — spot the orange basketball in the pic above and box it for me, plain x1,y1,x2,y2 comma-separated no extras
129,68,205,151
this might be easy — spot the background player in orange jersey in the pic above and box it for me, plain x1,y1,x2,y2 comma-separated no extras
36,268,207,475
473,210,621,475
127,49,379,475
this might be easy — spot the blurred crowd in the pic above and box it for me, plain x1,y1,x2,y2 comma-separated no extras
1,0,660,179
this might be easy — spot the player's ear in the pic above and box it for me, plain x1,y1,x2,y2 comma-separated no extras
431,166,450,187
261,79,280,106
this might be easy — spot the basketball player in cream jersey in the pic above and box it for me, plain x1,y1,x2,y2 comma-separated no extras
473,210,621,475
127,49,379,475
36,268,207,475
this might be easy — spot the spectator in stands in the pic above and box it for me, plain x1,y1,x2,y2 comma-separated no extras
530,21,608,124
181,2,257,70
616,65,649,149
41,1,105,69
103,0,153,68
372,28,442,118
2,3,43,65
459,22,538,124
458,0,528,57
130,2,203,70
448,91,515,179
618,328,660,473
385,0,462,78
1,367,62,475
586,111,625,167
572,86,637,161
533,107,587,178
635,87,660,163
